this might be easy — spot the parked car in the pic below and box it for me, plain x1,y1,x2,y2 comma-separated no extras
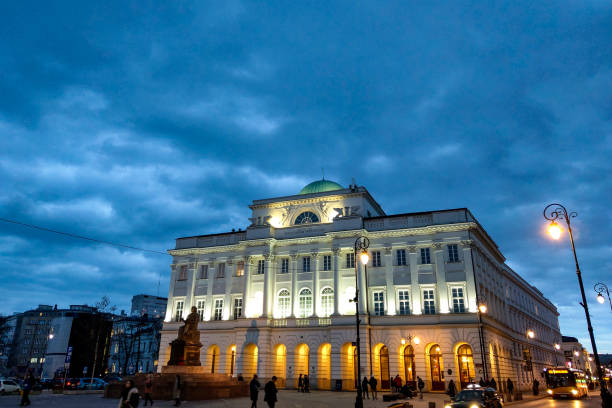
78,378,107,390
0,379,22,395
444,387,504,408
104,376,122,383
64,378,81,390
40,378,54,389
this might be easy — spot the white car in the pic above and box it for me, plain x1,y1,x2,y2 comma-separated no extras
0,379,21,395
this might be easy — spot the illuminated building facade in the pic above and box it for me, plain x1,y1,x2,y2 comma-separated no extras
159,180,561,391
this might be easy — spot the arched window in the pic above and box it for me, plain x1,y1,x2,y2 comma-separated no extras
321,287,334,317
404,345,416,386
457,344,474,389
276,289,291,318
299,288,313,318
429,344,445,391
295,211,319,224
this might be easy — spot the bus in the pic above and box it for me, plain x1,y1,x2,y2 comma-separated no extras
544,368,589,399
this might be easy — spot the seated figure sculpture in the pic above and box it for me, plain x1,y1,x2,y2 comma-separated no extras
169,306,202,366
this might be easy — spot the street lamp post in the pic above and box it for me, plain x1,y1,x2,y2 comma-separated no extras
553,343,561,367
476,294,489,382
594,283,612,312
543,204,611,406
352,236,370,408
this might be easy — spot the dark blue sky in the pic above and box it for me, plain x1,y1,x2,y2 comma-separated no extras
1,1,611,351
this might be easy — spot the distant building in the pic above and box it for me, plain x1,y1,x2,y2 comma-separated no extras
561,336,592,374
107,295,166,375
0,314,19,375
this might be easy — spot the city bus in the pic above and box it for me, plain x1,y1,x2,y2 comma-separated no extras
544,368,588,399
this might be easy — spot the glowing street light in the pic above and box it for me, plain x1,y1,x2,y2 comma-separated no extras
359,249,369,266
554,343,561,350
547,221,562,240
527,330,535,339
478,303,488,314
594,282,611,311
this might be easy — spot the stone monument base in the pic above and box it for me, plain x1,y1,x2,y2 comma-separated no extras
104,370,249,401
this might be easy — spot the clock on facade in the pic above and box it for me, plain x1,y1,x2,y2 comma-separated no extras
294,211,319,224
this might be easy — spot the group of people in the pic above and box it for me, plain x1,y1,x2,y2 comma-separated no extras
360,375,378,399
118,374,155,408
297,374,310,392
249,374,278,408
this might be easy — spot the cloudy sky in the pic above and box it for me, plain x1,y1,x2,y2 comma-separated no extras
1,1,611,352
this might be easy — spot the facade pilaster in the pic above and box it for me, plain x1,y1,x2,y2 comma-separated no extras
312,250,319,317
462,241,478,312
383,245,395,314
291,252,298,317
206,258,214,320
433,243,449,313
262,253,274,317
408,246,421,314
224,258,234,320
165,265,178,319
358,262,367,312
332,247,340,315
184,262,196,314
242,256,251,316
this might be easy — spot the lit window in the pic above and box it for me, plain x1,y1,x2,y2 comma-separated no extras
423,289,435,314
398,290,410,315
448,244,459,263
281,258,289,274
276,289,291,318
174,301,184,322
216,263,225,278
199,265,208,279
302,257,311,272
236,261,244,277
323,255,332,271
346,253,355,268
233,298,243,320
372,251,382,267
396,249,406,266
452,287,465,313
321,288,334,317
420,248,431,264
213,299,224,321
196,299,206,321
257,260,265,275
299,288,313,318
295,211,319,224
373,291,385,316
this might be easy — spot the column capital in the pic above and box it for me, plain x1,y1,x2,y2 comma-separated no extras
432,242,443,250
332,246,341,255
244,255,253,264
407,245,418,253
461,240,475,248
384,244,392,255
310,249,319,258
290,252,298,260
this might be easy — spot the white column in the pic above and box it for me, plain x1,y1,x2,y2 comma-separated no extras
242,256,251,316
358,262,367,313
433,243,449,313
164,265,178,319
206,259,214,320
224,259,234,320
291,253,298,317
262,253,273,318
462,241,478,312
408,246,421,314
384,246,395,315
332,248,340,315
312,250,319,317
184,262,197,313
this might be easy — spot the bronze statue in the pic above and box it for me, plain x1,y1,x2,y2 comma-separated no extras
169,306,202,366
178,306,200,342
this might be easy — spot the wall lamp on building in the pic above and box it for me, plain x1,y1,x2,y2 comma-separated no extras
553,343,561,366
526,330,535,339
352,236,369,408
544,203,610,403
594,282,612,312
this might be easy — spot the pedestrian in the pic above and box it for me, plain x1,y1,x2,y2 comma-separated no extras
250,374,261,408
20,373,33,406
369,375,378,400
173,375,182,406
490,377,497,390
479,377,485,387
264,376,278,408
303,374,310,393
238,373,244,382
393,375,402,393
506,378,514,396
417,376,424,399
298,374,303,392
362,376,370,399
118,379,139,408
532,378,539,396
447,379,456,398
143,374,154,406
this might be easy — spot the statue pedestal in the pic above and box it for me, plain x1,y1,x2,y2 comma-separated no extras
168,339,185,366
185,342,202,366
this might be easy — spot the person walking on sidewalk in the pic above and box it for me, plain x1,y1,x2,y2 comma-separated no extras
417,377,425,399
250,374,261,408
506,378,514,396
119,379,139,408
172,375,182,406
393,375,402,393
303,375,310,393
19,373,34,406
298,374,303,392
143,374,154,406
369,376,378,400
490,377,497,390
447,379,456,398
264,376,278,408
361,377,370,399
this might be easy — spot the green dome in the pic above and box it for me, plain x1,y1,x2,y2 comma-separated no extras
299,179,343,195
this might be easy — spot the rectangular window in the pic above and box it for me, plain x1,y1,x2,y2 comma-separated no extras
178,265,187,281
216,263,225,278
396,249,406,266
199,265,208,279
302,257,311,272
214,299,224,321
423,289,435,314
323,255,332,271
196,299,206,321
448,244,459,263
236,261,244,277
398,290,410,315
346,253,355,268
233,298,243,320
257,259,265,275
372,251,382,267
174,300,184,322
281,258,289,274
373,291,385,316
451,287,465,313
420,248,431,264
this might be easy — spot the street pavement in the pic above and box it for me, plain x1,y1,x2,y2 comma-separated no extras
0,390,604,407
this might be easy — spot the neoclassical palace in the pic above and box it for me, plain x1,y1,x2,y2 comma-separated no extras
159,179,562,392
